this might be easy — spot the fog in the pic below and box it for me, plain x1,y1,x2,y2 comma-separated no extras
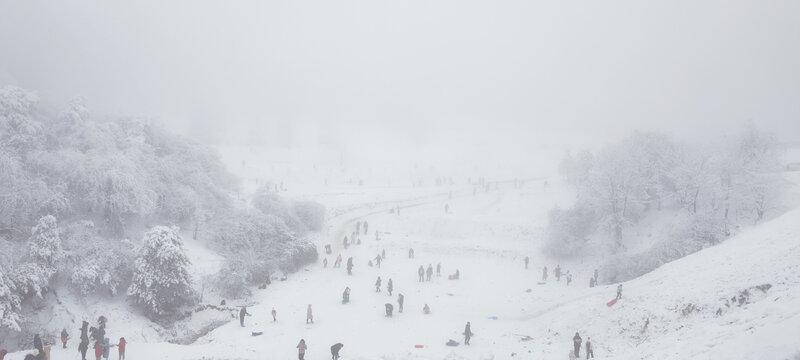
2,0,799,175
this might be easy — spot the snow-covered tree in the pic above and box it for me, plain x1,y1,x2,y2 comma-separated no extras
29,215,63,277
128,226,195,318
0,268,22,331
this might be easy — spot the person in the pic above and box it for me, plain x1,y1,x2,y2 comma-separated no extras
436,263,441,276
343,236,349,249
33,334,44,354
387,278,393,296
117,337,126,360
272,307,277,322
330,343,344,360
408,248,414,258
24,352,36,360
342,287,351,304
334,254,342,268
555,265,562,281
566,273,573,286
524,256,529,269
356,221,361,234
589,277,595,288
455,269,460,280
426,264,433,281
61,328,69,348
102,337,110,360
381,249,386,259
323,258,328,268
542,266,548,281
585,337,594,359
418,266,425,282
94,341,103,360
398,293,404,312
616,284,623,299
347,257,354,275
464,322,473,345
375,230,380,241
423,304,431,314
79,321,90,360
306,305,314,324
573,332,582,357
375,254,382,268
385,303,394,317
368,260,374,267
239,306,250,327
364,221,369,234
325,244,332,254
594,269,599,284
297,339,308,360
375,276,382,292
0,349,7,360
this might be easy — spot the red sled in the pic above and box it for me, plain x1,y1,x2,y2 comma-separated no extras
606,299,618,307
414,345,424,348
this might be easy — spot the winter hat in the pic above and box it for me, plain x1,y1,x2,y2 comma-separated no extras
32,350,39,356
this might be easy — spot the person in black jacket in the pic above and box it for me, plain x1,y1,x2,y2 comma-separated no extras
239,306,250,327
387,278,393,296
79,321,90,360
33,334,43,353
573,332,582,357
397,293,404,313
330,343,344,360
375,276,382,292
464,322,473,345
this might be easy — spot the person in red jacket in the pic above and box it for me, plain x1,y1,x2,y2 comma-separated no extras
118,338,126,360
94,342,103,360
1,349,8,360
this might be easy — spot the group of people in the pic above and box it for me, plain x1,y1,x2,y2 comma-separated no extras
571,332,594,359
5,318,128,360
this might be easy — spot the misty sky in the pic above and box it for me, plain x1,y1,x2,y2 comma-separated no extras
1,0,799,156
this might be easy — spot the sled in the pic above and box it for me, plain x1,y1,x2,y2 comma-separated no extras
525,288,532,292
537,281,546,285
251,332,263,336
487,316,498,320
606,298,618,307
414,345,424,348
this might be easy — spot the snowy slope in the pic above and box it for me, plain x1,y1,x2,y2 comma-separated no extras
10,178,798,360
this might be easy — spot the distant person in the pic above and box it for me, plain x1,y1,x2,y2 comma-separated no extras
555,265,562,281
385,303,394,317
0,349,7,360
585,337,594,359
375,276,382,292
347,257,354,275
409,248,415,258
61,328,69,348
464,322,473,345
306,305,314,324
423,304,431,314
398,293,404,312
343,236,349,249
387,278,393,296
330,343,344,360
418,266,425,282
356,221,361,234
381,249,386,259
334,254,342,268
33,334,43,354
364,221,369,234
374,254,382,268
524,256,529,269
323,257,328,268
239,306,250,327
79,321,90,360
589,277,595,288
616,284,623,300
272,307,277,322
542,266,548,281
426,264,433,281
573,332,582,357
436,263,441,276
594,269,599,284
566,273,573,286
342,287,351,304
297,339,308,360
117,337,126,360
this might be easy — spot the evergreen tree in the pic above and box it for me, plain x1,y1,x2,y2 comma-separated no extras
128,226,195,318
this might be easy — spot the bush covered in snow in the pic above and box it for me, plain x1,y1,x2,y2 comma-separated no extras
129,226,196,319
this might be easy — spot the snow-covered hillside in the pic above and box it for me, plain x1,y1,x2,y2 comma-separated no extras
10,175,797,360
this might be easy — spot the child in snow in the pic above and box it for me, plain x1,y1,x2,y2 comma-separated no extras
272,307,277,321
307,305,314,324
94,342,103,360
118,338,126,360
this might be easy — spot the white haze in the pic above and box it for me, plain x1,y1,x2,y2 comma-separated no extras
1,0,799,175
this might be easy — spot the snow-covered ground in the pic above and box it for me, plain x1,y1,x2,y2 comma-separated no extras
10,153,800,360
